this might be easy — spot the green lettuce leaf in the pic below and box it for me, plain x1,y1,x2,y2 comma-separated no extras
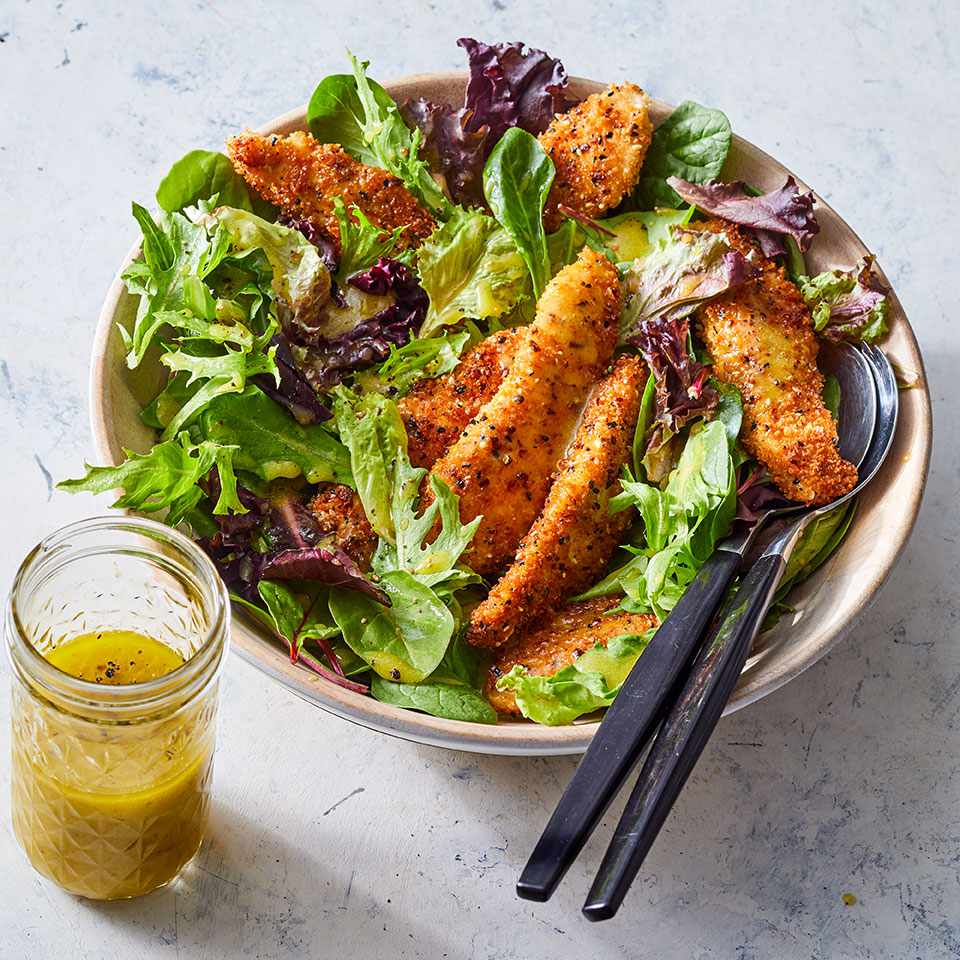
333,197,407,284
373,327,476,396
416,208,528,337
198,386,351,485
583,418,736,618
332,388,408,540
209,207,330,327
483,128,555,298
497,630,655,725
798,257,889,344
121,204,230,368
57,434,244,524
635,101,732,209
619,227,751,341
371,457,481,592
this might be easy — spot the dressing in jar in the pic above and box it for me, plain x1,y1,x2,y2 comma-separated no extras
6,517,229,900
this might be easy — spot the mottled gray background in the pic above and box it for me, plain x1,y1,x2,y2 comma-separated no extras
0,2,957,958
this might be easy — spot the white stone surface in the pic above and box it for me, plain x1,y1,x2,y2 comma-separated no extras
0,2,957,957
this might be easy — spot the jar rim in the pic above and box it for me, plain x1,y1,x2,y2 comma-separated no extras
6,515,229,716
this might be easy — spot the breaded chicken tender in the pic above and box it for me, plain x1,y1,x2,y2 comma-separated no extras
308,483,377,569
695,221,857,505
428,248,621,576
467,355,645,649
484,598,658,715
227,131,435,253
539,83,653,232
398,329,523,469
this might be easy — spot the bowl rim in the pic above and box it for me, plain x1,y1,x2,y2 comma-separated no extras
89,71,932,755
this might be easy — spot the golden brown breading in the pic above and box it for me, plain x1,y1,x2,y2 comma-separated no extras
308,483,377,569
227,131,435,254
484,598,658,715
428,248,621,577
694,221,857,505
467,355,645,649
539,83,653,232
397,329,524,469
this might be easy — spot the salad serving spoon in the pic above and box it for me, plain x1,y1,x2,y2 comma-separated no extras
581,343,898,919
517,343,893,907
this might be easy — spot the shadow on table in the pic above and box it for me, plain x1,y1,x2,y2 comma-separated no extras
76,804,467,959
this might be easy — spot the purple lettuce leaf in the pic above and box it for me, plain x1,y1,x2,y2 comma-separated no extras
401,98,489,208
401,37,572,206
287,258,428,392
279,215,339,273
667,176,820,254
459,37,571,141
631,317,720,479
199,476,387,604
261,547,389,605
735,464,791,523
252,334,332,424
799,256,890,344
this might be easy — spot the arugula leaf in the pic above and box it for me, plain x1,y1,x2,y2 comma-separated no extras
371,674,496,723
332,388,408,540
156,150,254,213
329,570,453,682
333,197,406,284
416,208,528,337
483,128,555,298
497,631,655,725
374,327,476,396
57,434,244,524
199,386,351,485
635,101,732,209
308,58,450,218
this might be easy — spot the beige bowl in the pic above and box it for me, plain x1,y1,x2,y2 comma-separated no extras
89,73,932,755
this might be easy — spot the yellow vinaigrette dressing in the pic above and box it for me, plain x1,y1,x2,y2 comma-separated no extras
11,630,215,900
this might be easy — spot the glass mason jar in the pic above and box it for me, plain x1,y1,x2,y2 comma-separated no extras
6,516,229,900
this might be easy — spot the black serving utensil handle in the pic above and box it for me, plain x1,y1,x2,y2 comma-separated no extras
517,547,743,903
582,549,787,921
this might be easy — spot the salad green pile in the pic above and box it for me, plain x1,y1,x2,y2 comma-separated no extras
62,39,890,726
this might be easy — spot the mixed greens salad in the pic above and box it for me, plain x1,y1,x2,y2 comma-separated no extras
62,39,889,726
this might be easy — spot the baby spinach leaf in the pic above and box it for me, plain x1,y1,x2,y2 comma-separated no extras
329,570,453,682
199,386,351,485
483,128,555,298
156,150,254,213
635,101,732,209
370,675,497,723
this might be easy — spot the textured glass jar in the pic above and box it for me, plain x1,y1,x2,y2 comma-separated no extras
6,516,229,900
